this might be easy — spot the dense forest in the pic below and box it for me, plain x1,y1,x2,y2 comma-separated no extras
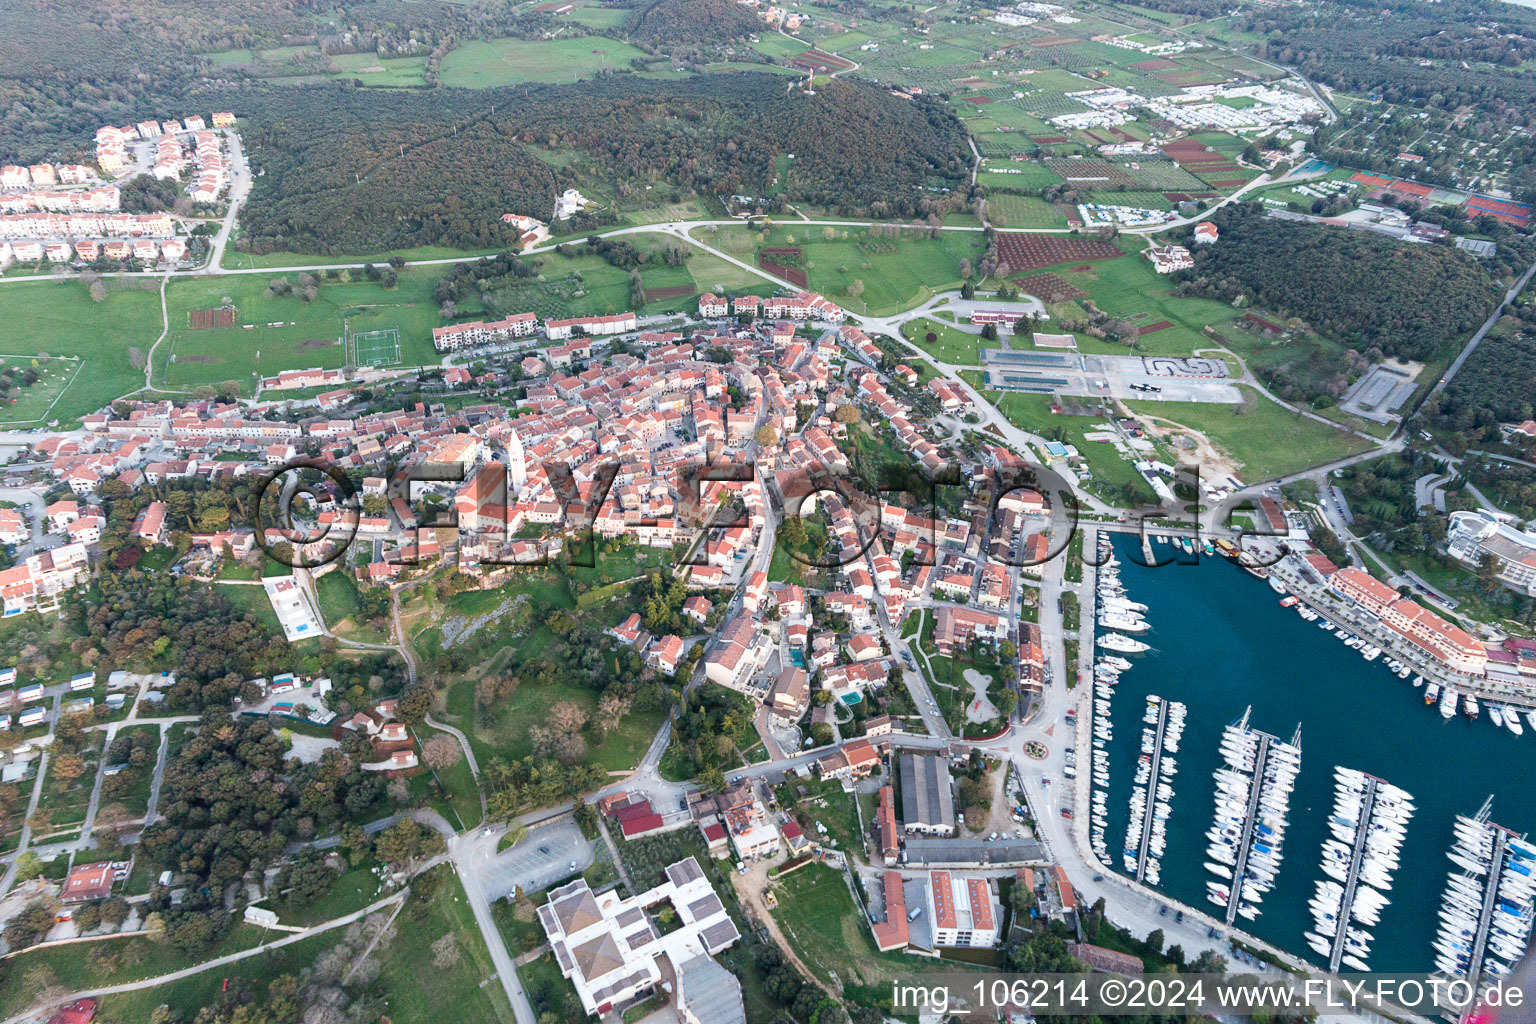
231,75,969,253
0,0,568,158
1175,205,1501,361
1421,287,1536,452
1238,0,1536,135
621,0,762,58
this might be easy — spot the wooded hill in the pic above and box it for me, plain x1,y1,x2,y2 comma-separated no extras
231,76,970,255
621,0,762,54
1175,205,1501,362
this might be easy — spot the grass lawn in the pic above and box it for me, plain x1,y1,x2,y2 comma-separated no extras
901,317,987,365
440,36,652,87
416,724,484,830
0,278,165,422
1,926,269,1019
105,724,159,817
785,777,866,859
269,863,390,927
767,519,828,588
104,868,514,1024
1127,388,1373,480
315,570,389,643
367,866,518,1023
224,243,508,271
444,628,664,777
97,932,336,1021
216,580,296,643
328,52,429,87
995,393,1156,502
157,269,452,391
770,862,962,988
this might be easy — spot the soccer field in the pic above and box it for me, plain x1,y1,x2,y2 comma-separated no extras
350,328,401,368
156,272,447,392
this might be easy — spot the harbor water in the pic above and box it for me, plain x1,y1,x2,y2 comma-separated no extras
1098,534,1536,972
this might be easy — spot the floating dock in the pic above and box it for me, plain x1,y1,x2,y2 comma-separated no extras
1329,775,1380,973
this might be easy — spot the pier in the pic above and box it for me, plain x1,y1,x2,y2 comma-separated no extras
1329,775,1380,973
1225,731,1274,926
1467,830,1509,983
1134,699,1170,882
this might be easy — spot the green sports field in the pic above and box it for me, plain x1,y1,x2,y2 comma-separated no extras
0,279,165,423
156,271,449,391
439,36,652,87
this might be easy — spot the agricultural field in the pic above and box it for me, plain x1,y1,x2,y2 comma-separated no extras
1127,388,1373,481
157,269,449,391
986,193,1072,229
200,43,429,86
439,37,653,87
693,224,985,315
976,160,1066,190
328,52,429,87
565,2,630,30
1013,238,1249,357
0,278,164,423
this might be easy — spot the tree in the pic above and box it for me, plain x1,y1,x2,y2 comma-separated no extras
696,764,726,793
99,897,130,928
1478,551,1504,595
1144,928,1164,956
4,899,58,950
1190,950,1228,974
755,425,779,447
779,515,808,549
376,819,434,869
395,687,433,725
422,734,463,771
833,403,859,425
51,753,86,782
13,850,43,882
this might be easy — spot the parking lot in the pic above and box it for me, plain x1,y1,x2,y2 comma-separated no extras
475,819,595,900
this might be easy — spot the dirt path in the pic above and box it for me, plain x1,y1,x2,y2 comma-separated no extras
728,865,837,998
1135,412,1242,482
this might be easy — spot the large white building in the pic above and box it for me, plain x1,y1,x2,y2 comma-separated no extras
538,857,742,1018
927,870,999,948
1447,510,1536,597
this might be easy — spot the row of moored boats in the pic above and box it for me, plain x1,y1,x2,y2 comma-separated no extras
1204,714,1300,924
1280,580,1536,732
1123,695,1185,888
1434,812,1536,986
1305,768,1414,970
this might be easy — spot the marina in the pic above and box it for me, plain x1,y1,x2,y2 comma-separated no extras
1433,801,1536,989
1094,532,1536,973
1124,694,1186,886
1204,709,1299,926
1307,768,1413,972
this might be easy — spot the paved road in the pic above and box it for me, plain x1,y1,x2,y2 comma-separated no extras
451,829,539,1024
0,748,49,895
1429,253,1536,401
